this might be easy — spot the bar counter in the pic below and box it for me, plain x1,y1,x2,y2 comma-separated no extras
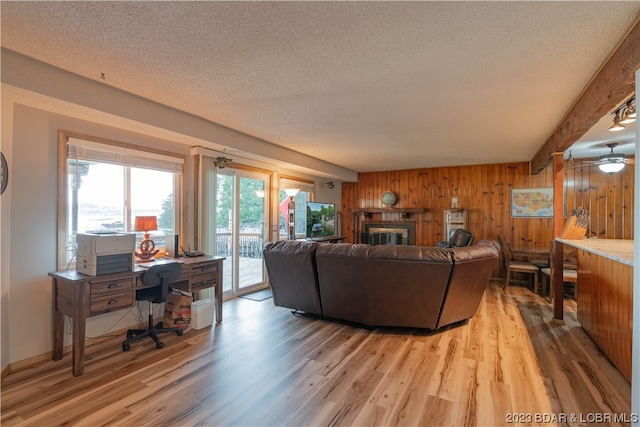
556,238,633,381
557,238,633,266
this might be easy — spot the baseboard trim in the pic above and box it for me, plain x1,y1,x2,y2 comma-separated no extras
1,321,160,381
1,364,10,382
7,351,56,375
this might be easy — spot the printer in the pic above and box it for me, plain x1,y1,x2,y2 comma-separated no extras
76,232,136,276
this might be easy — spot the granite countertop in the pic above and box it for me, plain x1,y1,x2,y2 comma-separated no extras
556,238,634,266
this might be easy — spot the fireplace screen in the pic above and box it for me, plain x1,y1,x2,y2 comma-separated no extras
368,227,409,245
362,221,416,245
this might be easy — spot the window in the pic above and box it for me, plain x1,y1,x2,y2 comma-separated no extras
59,132,184,269
279,177,314,239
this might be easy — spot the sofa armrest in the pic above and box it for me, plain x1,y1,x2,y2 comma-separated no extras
436,239,499,328
263,240,322,315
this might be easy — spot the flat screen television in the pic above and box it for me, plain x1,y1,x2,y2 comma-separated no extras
306,201,336,238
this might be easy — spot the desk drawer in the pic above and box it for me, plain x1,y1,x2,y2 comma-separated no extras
191,263,217,278
190,274,216,293
90,291,134,315
91,277,135,295
90,277,135,315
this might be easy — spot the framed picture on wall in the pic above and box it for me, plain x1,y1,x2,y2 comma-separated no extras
511,188,553,218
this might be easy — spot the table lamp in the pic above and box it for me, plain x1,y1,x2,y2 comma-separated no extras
134,215,159,262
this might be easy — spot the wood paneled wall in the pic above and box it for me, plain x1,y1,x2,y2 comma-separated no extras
341,160,634,248
565,159,635,240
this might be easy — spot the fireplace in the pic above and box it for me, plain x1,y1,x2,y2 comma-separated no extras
362,221,416,245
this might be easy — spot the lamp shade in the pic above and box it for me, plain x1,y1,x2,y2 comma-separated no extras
598,162,625,173
134,215,158,232
283,188,300,197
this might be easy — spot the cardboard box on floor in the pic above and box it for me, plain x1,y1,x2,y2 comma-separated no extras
163,289,192,330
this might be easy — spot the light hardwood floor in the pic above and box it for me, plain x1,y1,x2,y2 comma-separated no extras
1,283,631,426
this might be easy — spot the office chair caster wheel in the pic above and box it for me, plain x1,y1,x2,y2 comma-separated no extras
123,343,131,351
176,330,184,336
156,341,164,349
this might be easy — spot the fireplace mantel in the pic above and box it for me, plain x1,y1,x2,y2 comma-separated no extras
351,207,426,215
351,208,427,213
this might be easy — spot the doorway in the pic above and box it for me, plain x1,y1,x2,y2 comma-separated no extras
216,169,269,297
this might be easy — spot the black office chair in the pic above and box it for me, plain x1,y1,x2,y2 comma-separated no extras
123,262,184,351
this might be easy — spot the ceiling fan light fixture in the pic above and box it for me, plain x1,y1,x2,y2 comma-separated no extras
214,156,232,169
597,143,627,173
598,161,625,173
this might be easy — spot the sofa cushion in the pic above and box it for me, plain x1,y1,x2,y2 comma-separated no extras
315,243,371,325
366,245,453,328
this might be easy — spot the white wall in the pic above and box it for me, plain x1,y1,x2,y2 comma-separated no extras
0,49,356,369
0,100,348,369
2,103,197,365
632,67,639,425
1,90,14,373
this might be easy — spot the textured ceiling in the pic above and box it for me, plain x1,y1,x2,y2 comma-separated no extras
2,1,639,173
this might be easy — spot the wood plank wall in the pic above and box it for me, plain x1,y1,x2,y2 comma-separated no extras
341,160,634,248
565,159,635,239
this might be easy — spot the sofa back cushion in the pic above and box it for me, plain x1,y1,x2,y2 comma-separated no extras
436,239,499,328
263,240,322,315
366,245,453,328
315,243,371,325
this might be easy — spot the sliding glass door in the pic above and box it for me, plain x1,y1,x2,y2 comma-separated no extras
216,169,269,297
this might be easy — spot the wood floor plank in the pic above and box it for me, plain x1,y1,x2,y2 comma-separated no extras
489,379,512,427
418,394,454,427
1,283,632,426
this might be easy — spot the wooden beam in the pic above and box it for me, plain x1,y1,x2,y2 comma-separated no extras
531,18,640,174
552,153,565,321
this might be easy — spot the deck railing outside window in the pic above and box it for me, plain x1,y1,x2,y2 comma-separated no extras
216,233,263,258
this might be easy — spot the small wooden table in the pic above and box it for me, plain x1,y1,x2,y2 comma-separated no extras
49,256,224,376
510,246,550,261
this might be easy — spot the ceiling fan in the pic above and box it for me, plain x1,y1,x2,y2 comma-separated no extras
573,143,634,173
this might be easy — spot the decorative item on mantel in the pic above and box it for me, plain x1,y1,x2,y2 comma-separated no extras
134,215,159,262
560,207,590,239
380,191,397,207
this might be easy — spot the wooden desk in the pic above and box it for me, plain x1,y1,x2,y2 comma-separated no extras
49,256,224,376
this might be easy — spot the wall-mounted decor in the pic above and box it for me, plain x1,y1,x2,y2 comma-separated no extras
511,188,553,218
1,152,7,195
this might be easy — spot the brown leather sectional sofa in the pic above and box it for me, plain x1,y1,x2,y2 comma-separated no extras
263,239,499,329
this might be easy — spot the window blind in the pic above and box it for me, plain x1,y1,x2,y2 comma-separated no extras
67,138,184,173
280,177,314,195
